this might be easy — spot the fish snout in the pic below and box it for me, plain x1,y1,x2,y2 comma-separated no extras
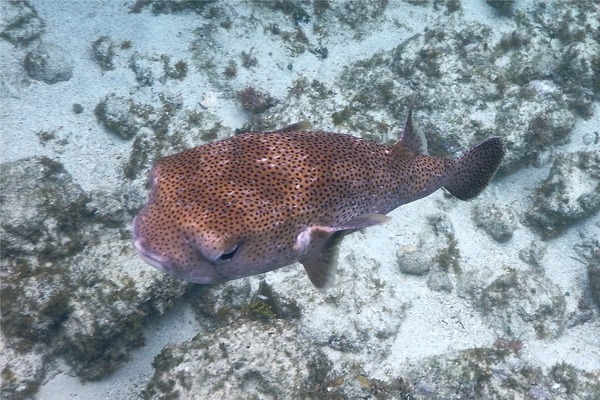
133,236,171,272
132,214,173,274
132,214,241,283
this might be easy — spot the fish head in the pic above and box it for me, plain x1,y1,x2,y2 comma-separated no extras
133,214,237,284
132,164,300,283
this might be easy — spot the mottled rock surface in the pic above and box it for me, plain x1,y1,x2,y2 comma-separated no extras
403,348,600,400
0,157,90,260
480,269,566,339
397,213,459,280
0,344,47,400
0,0,44,46
526,152,600,238
472,202,518,242
94,93,147,140
518,240,547,269
24,43,73,83
0,157,189,384
91,36,116,71
143,320,331,399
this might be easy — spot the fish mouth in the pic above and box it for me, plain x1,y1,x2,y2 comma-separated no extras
133,237,172,273
133,237,221,284
131,216,226,284
132,215,171,273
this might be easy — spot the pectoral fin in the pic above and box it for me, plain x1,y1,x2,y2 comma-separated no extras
300,230,345,290
298,213,391,290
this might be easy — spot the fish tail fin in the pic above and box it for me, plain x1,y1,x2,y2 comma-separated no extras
444,137,505,200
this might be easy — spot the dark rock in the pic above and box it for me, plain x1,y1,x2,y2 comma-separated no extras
129,52,159,86
94,93,146,140
0,157,90,260
480,269,566,339
24,43,73,84
526,151,600,239
472,202,518,242
486,0,514,16
72,103,83,114
573,226,599,308
518,240,547,269
143,320,331,399
0,1,44,46
1,260,71,344
92,36,116,71
237,86,277,114
184,279,253,330
587,263,600,309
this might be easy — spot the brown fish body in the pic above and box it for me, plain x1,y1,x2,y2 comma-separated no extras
133,108,504,288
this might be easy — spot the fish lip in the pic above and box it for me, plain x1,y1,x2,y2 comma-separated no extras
133,236,171,272
132,215,171,273
134,241,220,284
131,217,229,285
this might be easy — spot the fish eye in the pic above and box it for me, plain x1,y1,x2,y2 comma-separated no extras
219,244,239,261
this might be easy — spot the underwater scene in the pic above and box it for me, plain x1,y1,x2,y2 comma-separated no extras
1,0,599,399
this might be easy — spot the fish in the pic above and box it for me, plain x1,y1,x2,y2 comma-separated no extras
133,105,505,289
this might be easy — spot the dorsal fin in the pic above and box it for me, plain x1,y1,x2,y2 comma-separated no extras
271,120,311,133
397,102,428,155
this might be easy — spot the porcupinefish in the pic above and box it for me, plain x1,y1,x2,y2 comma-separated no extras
133,105,504,289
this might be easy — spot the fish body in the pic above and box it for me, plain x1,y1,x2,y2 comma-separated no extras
133,107,504,288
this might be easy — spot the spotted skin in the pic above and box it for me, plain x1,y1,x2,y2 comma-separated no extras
133,108,505,288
